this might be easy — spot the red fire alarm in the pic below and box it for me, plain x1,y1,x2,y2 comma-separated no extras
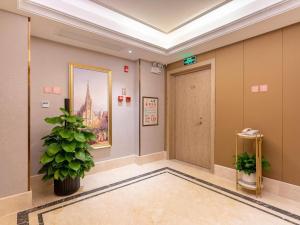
124,65,129,73
126,96,131,103
118,96,124,102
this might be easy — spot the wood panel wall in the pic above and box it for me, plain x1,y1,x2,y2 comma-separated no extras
167,23,300,186
244,30,283,180
215,43,244,168
282,24,300,186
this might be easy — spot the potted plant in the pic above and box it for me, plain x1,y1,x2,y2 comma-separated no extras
39,108,96,196
235,152,270,185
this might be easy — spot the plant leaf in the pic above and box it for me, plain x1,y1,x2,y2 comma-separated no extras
65,152,74,162
69,161,81,171
83,131,96,141
40,153,55,164
45,116,62,125
74,132,86,142
55,153,65,163
62,142,76,152
54,170,60,180
60,169,68,177
47,143,61,156
59,129,72,139
69,170,77,179
60,108,70,116
38,166,48,174
66,116,77,123
47,167,54,175
75,151,86,161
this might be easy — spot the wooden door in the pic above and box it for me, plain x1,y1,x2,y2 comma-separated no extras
175,69,211,168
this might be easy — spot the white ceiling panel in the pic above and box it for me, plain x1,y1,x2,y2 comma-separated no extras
92,0,229,32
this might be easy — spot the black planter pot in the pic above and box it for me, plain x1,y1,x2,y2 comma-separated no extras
54,176,80,196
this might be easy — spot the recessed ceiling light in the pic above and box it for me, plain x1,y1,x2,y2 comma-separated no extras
128,50,133,54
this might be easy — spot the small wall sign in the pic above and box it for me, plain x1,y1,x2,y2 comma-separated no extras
142,97,158,126
183,55,197,65
260,84,268,92
251,85,259,93
41,100,50,108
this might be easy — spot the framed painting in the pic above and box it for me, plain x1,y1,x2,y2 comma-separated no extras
69,63,112,149
142,97,159,126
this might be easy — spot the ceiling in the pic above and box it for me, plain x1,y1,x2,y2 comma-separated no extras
92,0,229,33
1,0,300,64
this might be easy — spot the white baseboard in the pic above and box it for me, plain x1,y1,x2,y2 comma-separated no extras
89,151,166,175
0,190,32,217
214,164,300,201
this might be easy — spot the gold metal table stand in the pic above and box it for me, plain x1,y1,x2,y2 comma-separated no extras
235,132,263,197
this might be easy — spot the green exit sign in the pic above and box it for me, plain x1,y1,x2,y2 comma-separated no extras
183,55,197,65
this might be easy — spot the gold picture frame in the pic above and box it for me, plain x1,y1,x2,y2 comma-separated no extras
69,63,112,149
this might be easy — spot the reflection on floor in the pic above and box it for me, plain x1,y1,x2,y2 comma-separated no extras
2,160,300,225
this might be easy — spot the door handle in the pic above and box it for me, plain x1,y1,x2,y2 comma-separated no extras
199,117,203,125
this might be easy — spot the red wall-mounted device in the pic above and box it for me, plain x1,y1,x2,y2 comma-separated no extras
126,96,131,103
124,65,129,73
118,96,124,102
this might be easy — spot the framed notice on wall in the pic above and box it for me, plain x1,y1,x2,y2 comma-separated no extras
142,97,159,126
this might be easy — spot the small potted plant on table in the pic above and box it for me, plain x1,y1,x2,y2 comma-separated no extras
39,108,96,196
235,152,270,185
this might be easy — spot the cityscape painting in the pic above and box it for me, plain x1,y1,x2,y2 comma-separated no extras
69,64,112,148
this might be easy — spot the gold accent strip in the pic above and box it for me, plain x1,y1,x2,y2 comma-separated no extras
138,59,141,156
27,17,31,191
68,63,112,149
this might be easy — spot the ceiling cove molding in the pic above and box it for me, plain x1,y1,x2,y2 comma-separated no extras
18,0,300,56
168,0,300,54
18,0,168,54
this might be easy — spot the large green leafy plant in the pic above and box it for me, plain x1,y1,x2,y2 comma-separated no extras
39,108,96,181
235,152,270,175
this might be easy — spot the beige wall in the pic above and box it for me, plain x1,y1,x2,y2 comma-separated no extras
0,10,28,197
31,37,139,175
30,38,165,175
140,60,165,155
167,24,300,186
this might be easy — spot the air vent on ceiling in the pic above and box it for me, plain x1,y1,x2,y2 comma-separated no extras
56,30,124,52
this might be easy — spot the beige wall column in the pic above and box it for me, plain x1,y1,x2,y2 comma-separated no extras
0,10,29,197
139,60,165,155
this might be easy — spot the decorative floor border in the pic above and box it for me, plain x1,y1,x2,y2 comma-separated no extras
17,167,300,225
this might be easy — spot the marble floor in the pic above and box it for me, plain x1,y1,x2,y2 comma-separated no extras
1,160,300,225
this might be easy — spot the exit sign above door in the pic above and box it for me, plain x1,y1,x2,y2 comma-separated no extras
183,55,197,65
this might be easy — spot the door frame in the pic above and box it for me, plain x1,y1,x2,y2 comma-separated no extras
166,59,215,172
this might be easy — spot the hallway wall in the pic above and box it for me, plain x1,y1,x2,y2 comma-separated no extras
167,23,300,186
30,38,165,175
31,37,139,175
0,10,29,197
140,60,165,155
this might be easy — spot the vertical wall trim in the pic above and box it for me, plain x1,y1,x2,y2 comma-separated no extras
27,17,31,191
164,65,167,152
242,41,245,129
281,29,284,180
138,59,141,156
